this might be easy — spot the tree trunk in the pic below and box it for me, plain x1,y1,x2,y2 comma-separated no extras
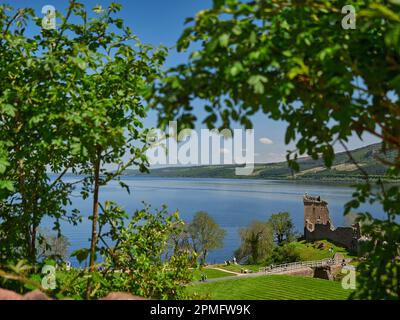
15,113,34,262
16,142,31,261
29,224,37,262
29,183,40,263
89,150,101,272
277,233,283,245
86,149,101,299
202,249,207,265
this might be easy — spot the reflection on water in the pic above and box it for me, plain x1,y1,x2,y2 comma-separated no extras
42,177,385,266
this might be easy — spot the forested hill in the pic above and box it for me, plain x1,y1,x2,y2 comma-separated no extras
126,143,398,181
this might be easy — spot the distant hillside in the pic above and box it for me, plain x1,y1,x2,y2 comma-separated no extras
126,143,398,182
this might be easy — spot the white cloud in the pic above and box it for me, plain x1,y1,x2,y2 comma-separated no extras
259,137,273,145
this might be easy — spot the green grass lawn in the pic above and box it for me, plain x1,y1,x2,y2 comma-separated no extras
289,240,356,261
212,240,356,275
187,275,353,300
192,268,234,281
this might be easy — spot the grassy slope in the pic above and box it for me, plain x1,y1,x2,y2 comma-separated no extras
289,240,356,261
212,240,355,275
129,143,398,181
187,275,353,300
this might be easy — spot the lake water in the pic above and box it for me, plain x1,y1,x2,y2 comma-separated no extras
43,177,385,266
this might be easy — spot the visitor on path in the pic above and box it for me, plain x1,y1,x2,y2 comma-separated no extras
200,273,207,282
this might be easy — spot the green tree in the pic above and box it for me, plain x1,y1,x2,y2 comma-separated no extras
0,1,167,274
235,221,274,264
40,1,166,297
0,4,81,263
38,2,166,276
71,202,195,300
188,211,226,264
167,223,197,264
36,230,70,264
269,212,295,245
153,0,400,299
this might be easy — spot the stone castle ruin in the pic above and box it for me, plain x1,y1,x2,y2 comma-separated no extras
303,193,361,252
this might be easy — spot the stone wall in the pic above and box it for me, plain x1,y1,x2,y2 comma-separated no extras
274,267,314,277
304,223,360,251
303,194,361,251
313,266,334,280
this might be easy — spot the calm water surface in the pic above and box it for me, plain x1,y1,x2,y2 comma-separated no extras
42,177,385,266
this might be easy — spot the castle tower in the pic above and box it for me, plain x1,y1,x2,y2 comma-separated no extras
303,193,332,232
303,193,361,251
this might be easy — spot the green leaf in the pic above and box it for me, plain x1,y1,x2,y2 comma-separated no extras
69,57,87,70
119,181,131,194
249,31,257,45
287,58,309,79
0,104,16,116
0,158,10,174
0,180,14,191
71,248,90,264
232,25,242,36
219,34,230,47
248,75,267,94
93,5,103,14
229,62,243,76
71,142,82,156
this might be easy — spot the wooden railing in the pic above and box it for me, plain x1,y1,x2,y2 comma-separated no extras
258,258,337,274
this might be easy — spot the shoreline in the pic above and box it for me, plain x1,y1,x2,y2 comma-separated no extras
120,174,400,186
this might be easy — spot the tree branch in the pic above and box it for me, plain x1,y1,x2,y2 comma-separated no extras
48,167,69,191
339,139,369,181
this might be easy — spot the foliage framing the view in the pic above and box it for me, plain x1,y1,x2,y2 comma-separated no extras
0,1,166,263
0,1,175,299
153,0,400,299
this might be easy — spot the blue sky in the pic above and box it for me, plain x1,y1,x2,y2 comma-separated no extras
5,0,380,163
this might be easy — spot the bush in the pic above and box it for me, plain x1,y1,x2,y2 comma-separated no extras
68,202,196,300
266,244,301,265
